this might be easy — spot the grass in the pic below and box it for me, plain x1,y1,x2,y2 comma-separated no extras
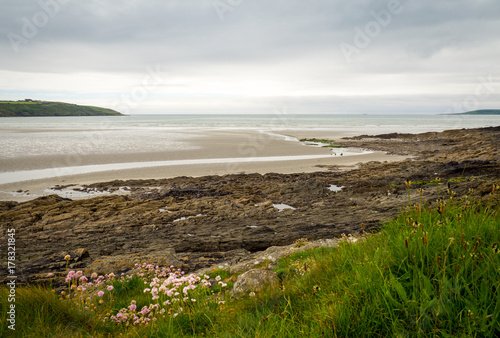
300,138,348,148
300,138,336,143
1,182,499,337
0,286,100,336
391,177,473,189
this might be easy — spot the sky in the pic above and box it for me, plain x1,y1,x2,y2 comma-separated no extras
1,0,500,115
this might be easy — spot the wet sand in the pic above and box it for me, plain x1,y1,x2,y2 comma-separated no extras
0,129,408,201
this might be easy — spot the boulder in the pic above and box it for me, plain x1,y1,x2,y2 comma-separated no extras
231,269,279,298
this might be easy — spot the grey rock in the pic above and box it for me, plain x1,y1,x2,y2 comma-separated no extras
231,269,280,298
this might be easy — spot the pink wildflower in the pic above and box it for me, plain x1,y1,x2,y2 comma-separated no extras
139,307,150,315
107,285,114,291
97,291,104,297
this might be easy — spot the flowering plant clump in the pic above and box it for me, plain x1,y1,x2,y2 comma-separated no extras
104,263,227,326
61,269,117,314
59,263,229,327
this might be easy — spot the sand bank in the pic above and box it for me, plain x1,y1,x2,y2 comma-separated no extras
0,129,408,201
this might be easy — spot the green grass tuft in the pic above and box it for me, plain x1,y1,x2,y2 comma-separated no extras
300,138,348,149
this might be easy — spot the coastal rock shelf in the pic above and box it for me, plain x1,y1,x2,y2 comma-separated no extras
0,126,498,286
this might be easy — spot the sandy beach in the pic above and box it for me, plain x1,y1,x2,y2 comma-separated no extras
0,129,408,201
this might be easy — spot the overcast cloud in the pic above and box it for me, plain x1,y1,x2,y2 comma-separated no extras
1,0,499,114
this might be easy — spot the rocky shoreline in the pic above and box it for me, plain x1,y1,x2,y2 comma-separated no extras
1,126,499,287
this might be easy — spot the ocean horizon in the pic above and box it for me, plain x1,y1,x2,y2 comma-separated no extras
2,113,500,130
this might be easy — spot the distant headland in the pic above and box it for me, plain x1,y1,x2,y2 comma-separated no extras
457,109,500,115
0,99,123,117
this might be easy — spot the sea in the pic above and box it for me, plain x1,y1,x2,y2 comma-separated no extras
2,113,500,131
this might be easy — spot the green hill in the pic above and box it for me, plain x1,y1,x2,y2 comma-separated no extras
460,109,500,115
0,100,123,117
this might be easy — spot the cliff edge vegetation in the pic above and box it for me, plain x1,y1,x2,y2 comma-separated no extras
0,100,123,117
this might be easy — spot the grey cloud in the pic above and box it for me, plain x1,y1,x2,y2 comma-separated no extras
3,0,499,68
1,0,499,114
